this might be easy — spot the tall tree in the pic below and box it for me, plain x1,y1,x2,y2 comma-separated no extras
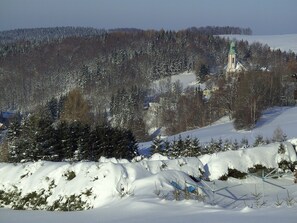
60,88,92,125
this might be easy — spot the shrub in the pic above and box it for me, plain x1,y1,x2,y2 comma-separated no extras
278,143,286,154
64,171,76,181
278,160,297,172
272,127,287,142
248,164,275,176
219,168,247,180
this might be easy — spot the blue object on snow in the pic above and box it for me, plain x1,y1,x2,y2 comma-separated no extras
171,181,196,193
171,181,182,190
186,185,196,193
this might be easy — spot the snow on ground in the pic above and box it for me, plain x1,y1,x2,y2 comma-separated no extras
200,141,296,180
2,107,297,223
0,156,297,223
220,34,297,53
1,199,296,223
0,157,204,208
1,138,297,222
151,71,199,92
139,106,297,154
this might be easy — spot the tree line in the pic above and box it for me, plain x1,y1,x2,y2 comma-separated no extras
150,126,288,158
0,89,138,162
0,26,296,139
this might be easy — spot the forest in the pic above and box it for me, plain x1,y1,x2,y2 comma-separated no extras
0,26,297,162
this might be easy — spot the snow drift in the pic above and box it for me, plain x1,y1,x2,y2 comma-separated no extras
0,156,204,210
1,140,296,210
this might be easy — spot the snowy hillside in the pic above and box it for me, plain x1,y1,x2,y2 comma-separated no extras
2,41,297,223
152,71,198,92
1,106,297,222
140,107,297,154
220,34,297,53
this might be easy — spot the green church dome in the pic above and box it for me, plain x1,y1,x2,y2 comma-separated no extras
229,41,236,55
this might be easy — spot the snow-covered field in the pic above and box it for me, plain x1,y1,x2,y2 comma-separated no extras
140,106,297,154
1,200,296,223
1,141,297,223
1,105,297,222
151,71,198,93
220,34,297,53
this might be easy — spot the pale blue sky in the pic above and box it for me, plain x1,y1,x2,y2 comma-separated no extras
0,0,296,34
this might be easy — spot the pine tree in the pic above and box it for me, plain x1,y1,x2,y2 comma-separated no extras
232,139,239,150
89,125,105,161
113,128,138,159
151,136,164,155
34,114,55,160
75,124,91,161
182,136,192,157
62,121,82,161
163,140,171,156
171,136,184,157
189,138,201,156
6,117,22,162
47,97,59,120
19,115,38,161
240,137,249,148
253,135,265,147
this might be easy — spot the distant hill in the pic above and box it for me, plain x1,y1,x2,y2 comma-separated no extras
221,34,297,53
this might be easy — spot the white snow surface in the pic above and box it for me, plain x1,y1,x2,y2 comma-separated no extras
152,71,199,92
220,34,297,53
2,107,297,222
1,140,297,222
139,106,297,154
2,108,297,222
0,157,204,208
1,200,296,223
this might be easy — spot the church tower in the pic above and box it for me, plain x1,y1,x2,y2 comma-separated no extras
226,41,236,74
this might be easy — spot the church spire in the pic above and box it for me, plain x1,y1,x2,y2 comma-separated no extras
226,41,237,75
226,41,246,77
229,41,236,55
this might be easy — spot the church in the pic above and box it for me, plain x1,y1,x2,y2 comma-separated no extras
226,41,246,77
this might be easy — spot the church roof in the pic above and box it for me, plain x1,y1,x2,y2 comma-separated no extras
229,42,236,55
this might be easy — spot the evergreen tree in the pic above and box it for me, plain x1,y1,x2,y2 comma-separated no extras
207,138,222,154
47,97,59,120
232,139,239,150
19,115,38,161
75,124,91,161
253,135,265,147
198,64,209,82
6,117,22,162
151,136,164,155
62,121,82,161
182,136,192,157
190,138,202,156
240,137,249,148
163,140,171,156
171,135,184,157
34,114,55,160
113,128,138,159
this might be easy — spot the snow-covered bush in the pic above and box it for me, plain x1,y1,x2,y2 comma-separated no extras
218,168,247,181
